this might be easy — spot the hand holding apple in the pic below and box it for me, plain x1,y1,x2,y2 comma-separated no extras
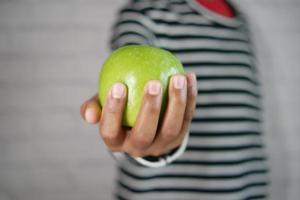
80,46,197,157
99,45,187,127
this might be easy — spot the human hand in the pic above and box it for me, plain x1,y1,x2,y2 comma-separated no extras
80,73,197,157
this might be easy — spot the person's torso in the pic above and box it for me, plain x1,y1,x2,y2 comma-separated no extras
114,1,269,199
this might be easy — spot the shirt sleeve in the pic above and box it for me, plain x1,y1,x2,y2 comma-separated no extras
107,1,189,168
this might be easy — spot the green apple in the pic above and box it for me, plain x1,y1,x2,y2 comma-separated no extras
98,45,184,127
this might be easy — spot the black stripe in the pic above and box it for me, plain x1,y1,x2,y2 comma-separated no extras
196,103,261,110
244,194,268,200
123,5,198,16
183,62,252,72
168,0,187,5
173,157,266,166
118,181,268,193
156,33,247,42
196,75,258,85
192,117,260,123
121,7,170,15
120,168,268,180
111,41,145,50
152,18,237,30
198,89,260,98
166,47,252,55
183,61,252,69
186,144,263,151
152,18,213,27
115,43,145,50
115,194,127,200
168,0,194,7
189,131,261,137
113,20,149,31
111,31,149,43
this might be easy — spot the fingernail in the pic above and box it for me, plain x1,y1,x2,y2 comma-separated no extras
111,83,125,99
173,75,185,89
187,73,196,87
148,81,161,95
85,107,96,123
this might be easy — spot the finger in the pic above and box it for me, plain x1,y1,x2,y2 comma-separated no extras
80,94,101,124
148,74,187,156
166,72,197,151
123,80,163,157
99,83,127,150
180,72,197,136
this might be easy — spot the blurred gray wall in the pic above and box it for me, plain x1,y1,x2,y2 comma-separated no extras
0,0,299,200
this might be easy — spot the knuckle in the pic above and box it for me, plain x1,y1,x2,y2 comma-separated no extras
101,129,119,142
147,103,160,115
107,101,122,114
171,93,186,106
99,118,120,139
162,129,178,141
177,98,186,107
131,135,152,149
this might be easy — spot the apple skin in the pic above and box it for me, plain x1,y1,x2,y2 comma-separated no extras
98,45,184,127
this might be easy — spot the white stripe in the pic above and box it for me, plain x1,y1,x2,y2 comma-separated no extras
180,13,217,24
120,173,268,191
187,134,263,147
196,94,260,105
181,148,266,161
177,52,252,64
194,107,260,119
159,38,251,51
147,10,212,25
155,25,246,40
112,35,147,48
171,0,187,2
117,182,268,200
113,23,152,40
185,66,255,78
190,121,260,133
132,1,155,9
118,12,157,33
169,3,194,13
133,0,168,9
197,79,258,92
119,12,247,40
120,159,267,177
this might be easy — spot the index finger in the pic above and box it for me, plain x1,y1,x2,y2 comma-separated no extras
99,83,127,150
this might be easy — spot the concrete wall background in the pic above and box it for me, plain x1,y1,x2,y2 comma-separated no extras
0,0,299,200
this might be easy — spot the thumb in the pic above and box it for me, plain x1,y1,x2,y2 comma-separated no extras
80,94,102,124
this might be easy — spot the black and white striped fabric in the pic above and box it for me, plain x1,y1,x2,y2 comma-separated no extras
109,0,269,199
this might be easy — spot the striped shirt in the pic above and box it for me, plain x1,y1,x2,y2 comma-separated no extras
109,0,269,199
